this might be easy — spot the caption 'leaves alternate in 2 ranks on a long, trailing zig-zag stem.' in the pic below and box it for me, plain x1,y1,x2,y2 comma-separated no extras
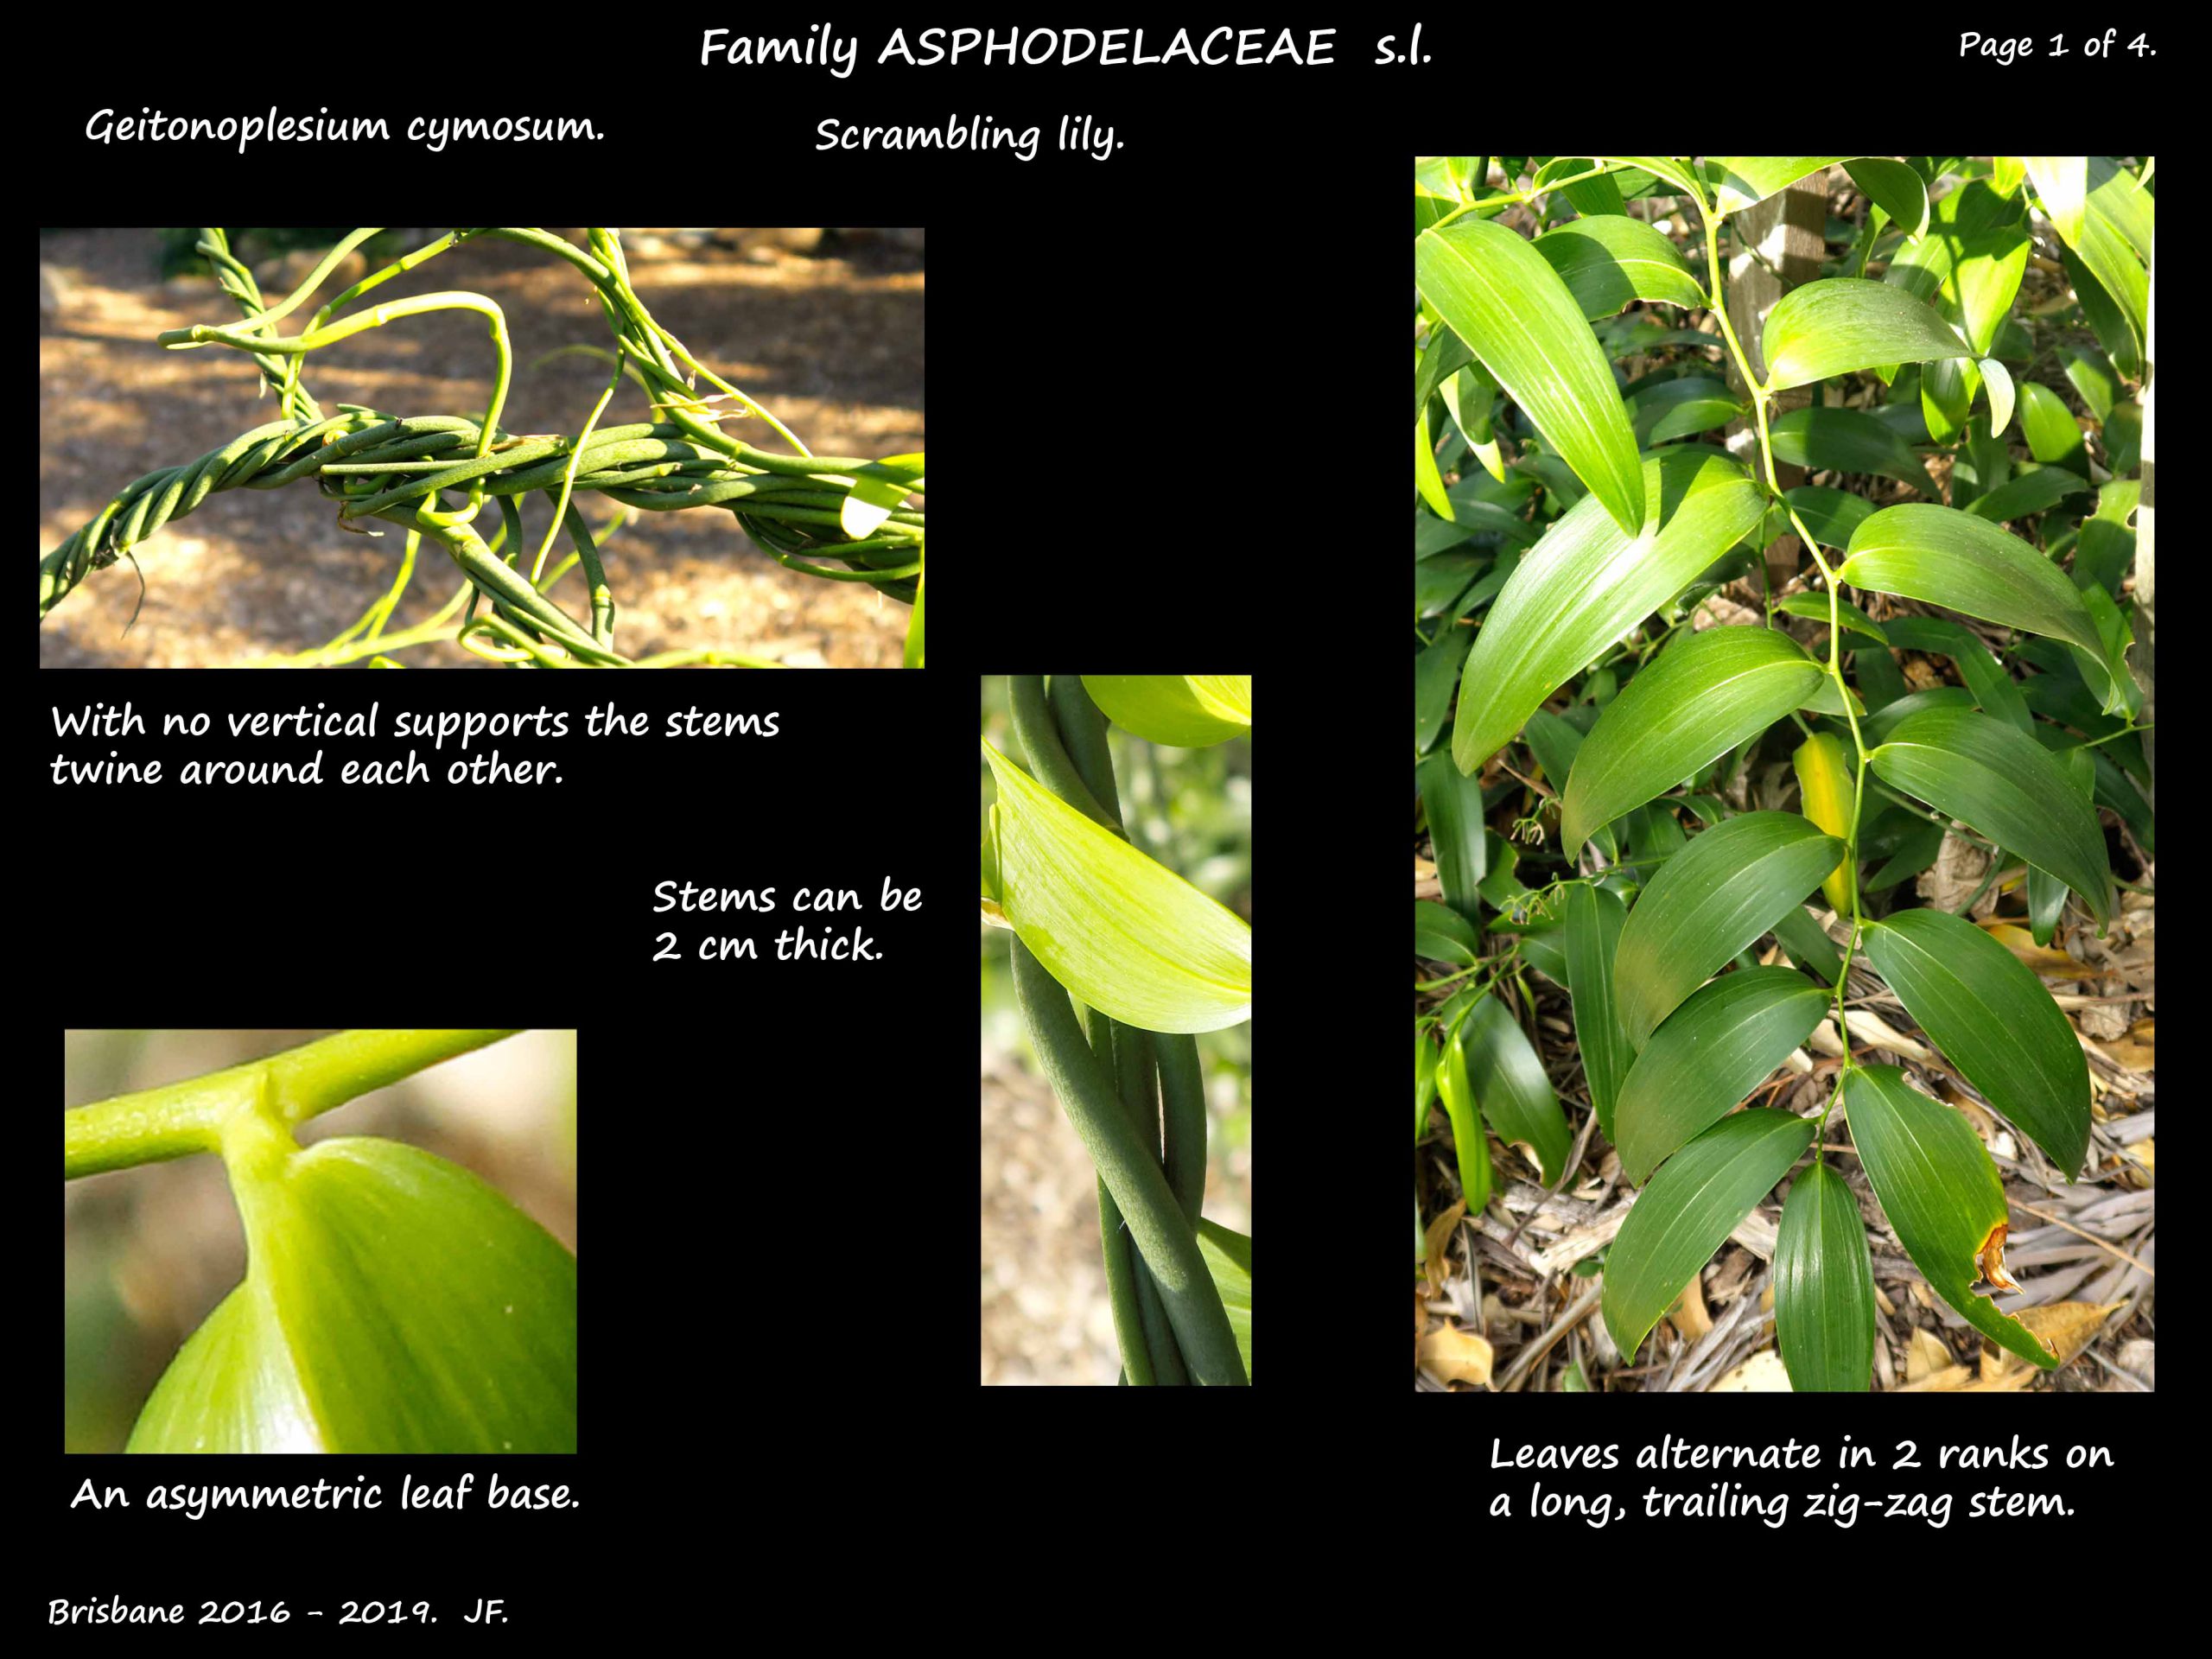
1414,156,2151,1392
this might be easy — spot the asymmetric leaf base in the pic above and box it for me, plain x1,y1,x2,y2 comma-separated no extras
128,1127,577,1453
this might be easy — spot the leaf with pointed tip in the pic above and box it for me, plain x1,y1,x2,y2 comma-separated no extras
1773,1160,1875,1391
1613,812,1847,1049
1456,994,1570,1185
1615,966,1827,1185
1865,709,2113,928
1601,1109,1813,1361
1861,907,2091,1178
1533,216,1707,318
1419,748,1488,925
1561,626,1824,854
1707,156,1853,216
1844,1065,2058,1370
1840,504,2102,656
1415,215,1645,537
1843,157,1928,238
1763,279,1973,391
1451,448,1766,774
1565,882,1632,1142
1768,406,1936,494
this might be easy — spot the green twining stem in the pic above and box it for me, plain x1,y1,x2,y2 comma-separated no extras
1008,676,1123,834
1111,1019,1189,1382
66,1030,522,1180
1038,672,1212,1381
1012,939,1247,1385
1080,999,1157,1386
1155,1033,1208,1228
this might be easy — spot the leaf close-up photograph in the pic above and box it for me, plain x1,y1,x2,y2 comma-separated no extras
1414,157,2153,1394
980,676,1252,1385
64,1029,577,1452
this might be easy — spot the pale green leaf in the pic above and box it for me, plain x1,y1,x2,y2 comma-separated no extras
1451,448,1767,774
1415,215,1646,536
1839,504,2102,655
982,739,1251,1032
1763,278,1972,391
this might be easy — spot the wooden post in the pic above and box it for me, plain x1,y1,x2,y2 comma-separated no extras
1723,176,1827,587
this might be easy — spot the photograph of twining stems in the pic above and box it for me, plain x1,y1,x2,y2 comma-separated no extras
40,227,924,667
980,676,1252,1385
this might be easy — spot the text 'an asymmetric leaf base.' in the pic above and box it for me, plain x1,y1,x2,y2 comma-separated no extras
127,1133,577,1453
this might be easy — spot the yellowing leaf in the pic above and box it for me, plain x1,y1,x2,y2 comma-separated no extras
1792,733,1856,915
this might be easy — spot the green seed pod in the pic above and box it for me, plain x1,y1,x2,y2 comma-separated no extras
126,1126,577,1453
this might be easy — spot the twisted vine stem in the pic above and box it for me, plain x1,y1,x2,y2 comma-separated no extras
40,228,925,667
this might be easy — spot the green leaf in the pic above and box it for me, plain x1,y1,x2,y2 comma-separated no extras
1861,907,2092,1178
982,739,1251,1031
1767,406,1935,494
1561,626,1825,853
1843,157,1929,238
839,455,925,540
1707,156,1853,216
1771,904,1843,986
1601,1109,1814,1361
1776,592,1888,646
1773,1160,1875,1391
1415,1025,1439,1140
1865,709,2113,929
1433,1035,1491,1213
1762,279,1973,391
1844,1065,2058,1370
1416,215,1646,537
130,1131,575,1452
2024,157,2149,373
1196,1218,1253,1382
1414,899,1479,966
1615,966,1828,1185
2018,380,2091,480
1456,993,1571,1185
1451,448,1767,774
1418,748,1488,925
1839,504,2103,657
1533,216,1707,318
1565,882,1632,1142
1613,812,1847,1049
1414,624,1475,758
1415,402,1451,518
1081,675,1250,747
1979,356,2016,436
